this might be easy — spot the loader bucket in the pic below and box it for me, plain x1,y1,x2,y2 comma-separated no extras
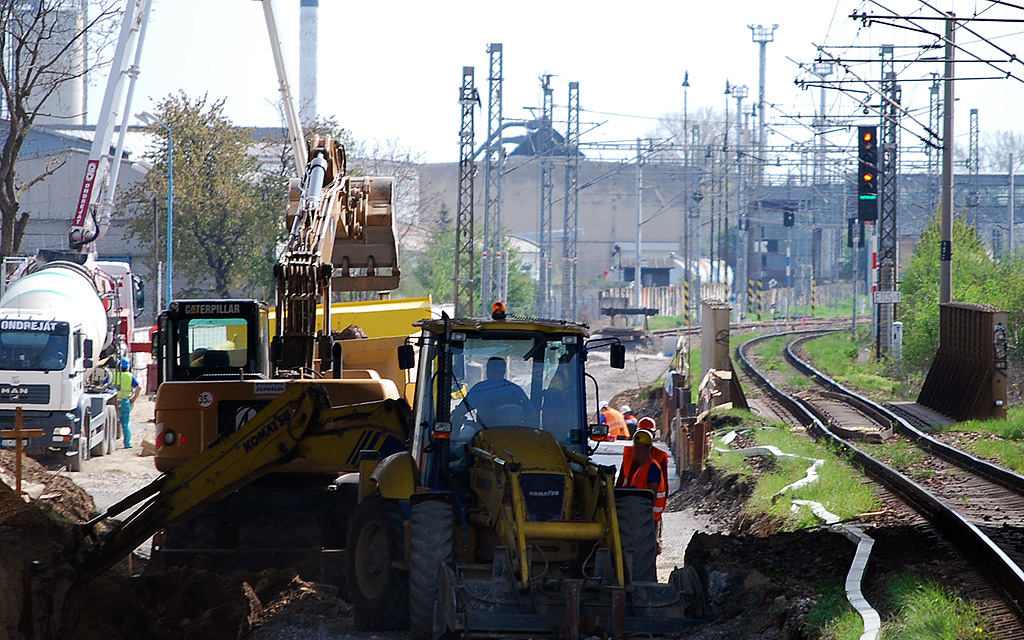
434,553,704,639
330,176,400,291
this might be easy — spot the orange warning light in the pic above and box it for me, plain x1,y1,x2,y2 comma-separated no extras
863,132,873,142
862,173,873,182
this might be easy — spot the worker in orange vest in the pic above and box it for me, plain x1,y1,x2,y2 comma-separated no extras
616,428,668,523
620,405,638,435
599,402,630,440
636,417,669,491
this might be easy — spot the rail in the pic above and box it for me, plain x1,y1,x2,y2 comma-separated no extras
736,331,1024,618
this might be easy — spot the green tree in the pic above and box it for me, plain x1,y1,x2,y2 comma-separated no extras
901,213,1024,366
408,211,536,314
124,92,286,298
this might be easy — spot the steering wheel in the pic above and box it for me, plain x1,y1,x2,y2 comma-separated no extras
489,395,535,428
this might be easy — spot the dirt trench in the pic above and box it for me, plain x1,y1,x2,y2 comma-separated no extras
0,451,339,640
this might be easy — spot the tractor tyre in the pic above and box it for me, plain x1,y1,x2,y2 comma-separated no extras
616,494,658,583
346,493,409,631
409,499,455,639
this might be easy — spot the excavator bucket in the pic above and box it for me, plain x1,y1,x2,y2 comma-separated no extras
435,562,705,638
330,176,400,291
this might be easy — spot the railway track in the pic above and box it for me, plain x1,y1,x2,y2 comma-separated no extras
646,314,866,339
737,331,1024,637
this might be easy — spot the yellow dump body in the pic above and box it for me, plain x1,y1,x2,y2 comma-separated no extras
269,296,431,338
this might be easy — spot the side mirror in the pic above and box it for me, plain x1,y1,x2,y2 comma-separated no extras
397,344,415,370
610,344,626,369
83,339,94,359
132,275,145,316
589,423,609,440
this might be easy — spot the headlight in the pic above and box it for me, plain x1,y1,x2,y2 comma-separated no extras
56,427,73,436
162,430,176,446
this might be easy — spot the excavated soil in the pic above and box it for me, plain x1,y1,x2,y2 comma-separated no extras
0,452,340,640
74,562,337,640
668,447,974,639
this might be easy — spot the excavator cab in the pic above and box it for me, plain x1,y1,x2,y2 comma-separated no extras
154,299,270,383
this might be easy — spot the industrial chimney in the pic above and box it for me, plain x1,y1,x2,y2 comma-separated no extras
299,0,317,123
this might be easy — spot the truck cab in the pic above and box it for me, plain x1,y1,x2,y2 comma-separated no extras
0,311,113,464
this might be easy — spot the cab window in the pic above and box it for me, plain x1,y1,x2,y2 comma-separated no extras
178,318,249,369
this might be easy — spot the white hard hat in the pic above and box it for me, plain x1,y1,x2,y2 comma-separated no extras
620,405,631,413
600,400,609,409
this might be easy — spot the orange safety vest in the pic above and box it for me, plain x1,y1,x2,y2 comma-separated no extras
617,445,668,521
600,407,630,440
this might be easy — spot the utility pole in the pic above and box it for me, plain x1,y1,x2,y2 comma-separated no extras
724,81,731,307
968,108,980,225
1011,152,1016,256
537,75,554,317
877,45,900,358
749,23,779,187
562,81,580,321
733,84,748,318
682,71,691,328
692,124,703,320
455,66,479,318
812,62,833,186
940,15,955,304
635,138,644,312
481,43,504,314
928,74,942,215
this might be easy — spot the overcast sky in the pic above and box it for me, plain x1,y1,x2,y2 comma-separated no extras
92,0,1024,165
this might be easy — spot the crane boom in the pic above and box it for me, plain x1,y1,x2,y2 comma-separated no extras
68,0,153,254
260,0,306,177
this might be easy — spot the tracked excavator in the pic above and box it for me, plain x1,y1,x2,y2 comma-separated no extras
146,131,409,581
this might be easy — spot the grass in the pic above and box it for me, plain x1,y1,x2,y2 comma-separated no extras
753,336,790,372
804,582,863,640
709,410,881,531
859,439,927,478
956,406,1024,440
803,574,990,640
801,330,917,400
880,574,988,640
647,315,687,332
922,407,1024,473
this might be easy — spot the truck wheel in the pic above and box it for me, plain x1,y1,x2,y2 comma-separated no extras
346,493,408,630
409,500,454,640
104,406,117,455
616,494,658,583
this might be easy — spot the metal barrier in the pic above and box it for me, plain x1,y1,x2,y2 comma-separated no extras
918,302,1008,421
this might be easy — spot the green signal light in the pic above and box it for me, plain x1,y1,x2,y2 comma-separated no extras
859,195,877,200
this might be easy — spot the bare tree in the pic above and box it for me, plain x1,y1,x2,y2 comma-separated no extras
980,130,1024,174
0,0,120,259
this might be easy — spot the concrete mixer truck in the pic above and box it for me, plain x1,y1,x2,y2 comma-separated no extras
0,253,143,471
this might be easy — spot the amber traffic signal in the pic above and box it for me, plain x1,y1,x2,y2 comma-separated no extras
858,126,878,222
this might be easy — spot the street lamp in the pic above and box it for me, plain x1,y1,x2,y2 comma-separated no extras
136,111,173,307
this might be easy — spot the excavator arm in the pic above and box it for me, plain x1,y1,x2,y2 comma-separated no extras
73,383,409,580
275,135,401,372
